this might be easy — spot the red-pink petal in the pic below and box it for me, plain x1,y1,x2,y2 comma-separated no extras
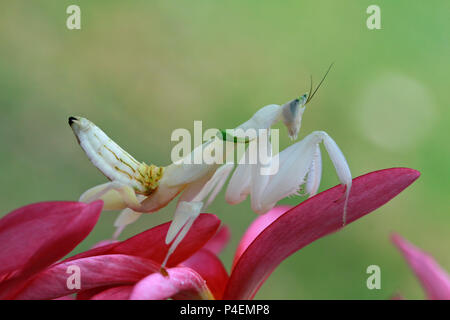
0,201,103,299
392,234,450,300
202,225,231,255
232,206,291,269
66,214,220,267
180,249,229,299
54,295,74,300
224,168,420,299
76,286,113,300
0,201,102,278
90,286,133,300
13,254,160,300
129,267,212,300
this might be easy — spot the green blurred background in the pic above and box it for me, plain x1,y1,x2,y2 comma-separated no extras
1,0,449,299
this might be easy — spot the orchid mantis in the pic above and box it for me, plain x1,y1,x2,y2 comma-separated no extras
69,66,352,268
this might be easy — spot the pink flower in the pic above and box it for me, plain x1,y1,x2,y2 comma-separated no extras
0,201,103,299
224,167,420,299
0,167,420,299
2,212,222,300
392,234,450,300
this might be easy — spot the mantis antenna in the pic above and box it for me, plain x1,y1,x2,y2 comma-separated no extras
306,62,334,104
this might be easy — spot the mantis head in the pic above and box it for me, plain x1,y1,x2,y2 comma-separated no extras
281,64,334,140
281,96,307,140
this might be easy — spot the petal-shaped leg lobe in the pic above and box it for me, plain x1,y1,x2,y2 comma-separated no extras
80,182,141,211
306,144,322,197
162,202,203,268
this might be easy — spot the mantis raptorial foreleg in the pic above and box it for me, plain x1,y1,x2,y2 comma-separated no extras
80,182,142,211
226,131,352,224
161,162,235,268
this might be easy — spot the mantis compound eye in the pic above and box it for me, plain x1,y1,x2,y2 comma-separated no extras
68,116,77,126
300,93,308,105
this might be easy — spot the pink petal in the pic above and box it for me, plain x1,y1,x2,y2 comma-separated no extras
232,206,291,270
202,225,231,255
392,234,450,300
0,201,102,278
54,295,74,300
129,267,212,300
224,168,420,299
180,249,229,299
66,214,220,267
0,201,103,299
13,254,160,300
76,286,113,300
90,286,133,300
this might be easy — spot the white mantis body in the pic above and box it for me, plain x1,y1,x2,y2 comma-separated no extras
69,67,352,268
